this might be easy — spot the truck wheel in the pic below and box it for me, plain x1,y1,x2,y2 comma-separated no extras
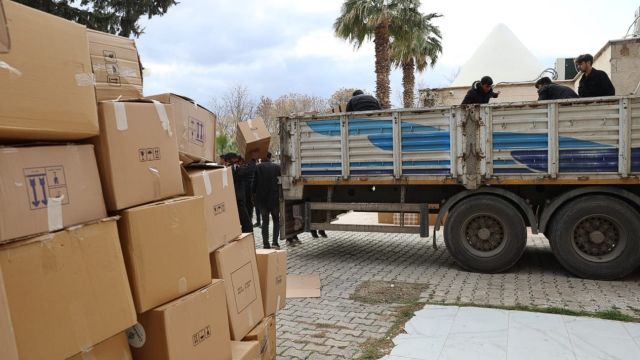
549,195,640,280
444,196,527,273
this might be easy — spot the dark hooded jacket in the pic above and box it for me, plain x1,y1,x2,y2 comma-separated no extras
346,94,382,112
461,81,499,105
537,84,579,100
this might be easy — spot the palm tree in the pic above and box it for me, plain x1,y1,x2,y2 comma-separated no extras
334,0,424,109
391,13,442,108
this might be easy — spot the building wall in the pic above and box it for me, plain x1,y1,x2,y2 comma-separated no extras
421,38,640,107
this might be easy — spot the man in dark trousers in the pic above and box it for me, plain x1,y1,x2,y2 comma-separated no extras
535,77,579,100
226,153,253,233
253,152,281,249
244,151,260,228
575,54,615,97
346,90,383,111
461,76,500,105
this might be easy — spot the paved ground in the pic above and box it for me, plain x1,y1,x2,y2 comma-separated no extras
252,213,640,359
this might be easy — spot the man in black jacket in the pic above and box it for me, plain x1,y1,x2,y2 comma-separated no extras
346,90,383,111
226,153,253,233
461,76,500,105
253,152,281,249
575,54,615,97
535,77,579,100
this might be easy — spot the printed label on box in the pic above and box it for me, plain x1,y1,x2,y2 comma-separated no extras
138,148,161,162
103,50,117,62
230,262,258,313
192,325,212,347
107,75,121,86
106,63,120,76
188,116,205,147
24,166,70,210
213,202,225,216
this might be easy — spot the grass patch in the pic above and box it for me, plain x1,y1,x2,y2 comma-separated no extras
358,299,425,360
350,280,429,305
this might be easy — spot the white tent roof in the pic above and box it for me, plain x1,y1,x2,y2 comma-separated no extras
451,24,545,87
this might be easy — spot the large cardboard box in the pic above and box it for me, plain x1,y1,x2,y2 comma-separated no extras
183,166,241,252
147,93,216,164
128,280,232,360
236,118,271,160
0,145,107,243
0,1,99,140
0,267,18,360
210,233,265,340
118,196,211,313
87,29,143,102
67,333,132,360
0,0,9,53
242,315,276,360
231,341,260,360
94,99,183,211
255,250,287,316
0,218,137,360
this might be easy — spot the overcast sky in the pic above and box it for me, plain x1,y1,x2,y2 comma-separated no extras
137,0,640,107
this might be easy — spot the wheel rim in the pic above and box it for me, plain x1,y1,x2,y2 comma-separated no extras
461,214,507,258
571,214,626,263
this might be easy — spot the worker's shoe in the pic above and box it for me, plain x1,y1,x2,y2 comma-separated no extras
272,243,281,250
310,230,319,238
253,222,261,228
286,238,297,247
318,230,328,238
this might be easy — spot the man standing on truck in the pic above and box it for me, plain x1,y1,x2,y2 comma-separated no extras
461,76,500,104
254,152,282,249
346,90,383,111
535,77,579,100
575,54,615,97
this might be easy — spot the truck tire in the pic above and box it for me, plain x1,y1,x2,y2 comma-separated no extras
444,196,527,273
549,195,640,280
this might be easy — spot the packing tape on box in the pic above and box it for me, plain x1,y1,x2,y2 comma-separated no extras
0,61,21,76
114,102,128,130
247,119,253,128
253,132,260,140
203,170,212,195
47,195,64,232
222,167,229,188
276,295,281,314
148,167,161,197
78,346,97,360
75,73,96,87
178,277,188,295
151,100,173,137
248,309,254,326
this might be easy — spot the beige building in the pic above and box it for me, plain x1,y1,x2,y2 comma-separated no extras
421,37,640,107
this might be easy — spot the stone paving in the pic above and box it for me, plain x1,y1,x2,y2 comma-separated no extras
252,214,640,359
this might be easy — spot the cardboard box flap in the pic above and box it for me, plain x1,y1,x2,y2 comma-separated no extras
0,0,9,53
148,93,214,113
125,196,199,212
154,279,224,312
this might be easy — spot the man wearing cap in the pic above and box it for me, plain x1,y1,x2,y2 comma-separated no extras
535,77,579,100
575,54,615,97
346,90,383,112
461,76,500,105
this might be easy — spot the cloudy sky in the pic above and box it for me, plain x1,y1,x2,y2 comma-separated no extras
137,0,640,107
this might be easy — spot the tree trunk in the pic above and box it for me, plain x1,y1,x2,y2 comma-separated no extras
402,59,416,108
374,22,391,109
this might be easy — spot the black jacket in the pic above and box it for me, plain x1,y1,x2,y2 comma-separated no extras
244,159,257,195
346,94,382,112
578,68,615,97
537,84,579,100
461,81,499,105
253,161,281,208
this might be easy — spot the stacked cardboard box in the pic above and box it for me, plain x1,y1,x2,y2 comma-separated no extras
1,1,285,358
0,3,137,359
236,118,271,160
